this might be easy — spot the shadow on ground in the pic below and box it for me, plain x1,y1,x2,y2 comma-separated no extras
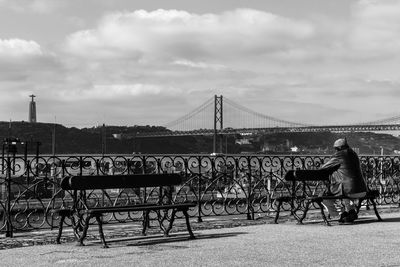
84,231,248,248
281,214,395,226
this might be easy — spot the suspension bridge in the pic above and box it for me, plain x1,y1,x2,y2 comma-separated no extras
134,95,400,137
118,95,400,154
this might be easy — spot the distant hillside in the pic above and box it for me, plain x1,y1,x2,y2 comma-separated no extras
0,121,218,154
1,121,399,155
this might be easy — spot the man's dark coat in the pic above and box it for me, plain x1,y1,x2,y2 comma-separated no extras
322,148,367,196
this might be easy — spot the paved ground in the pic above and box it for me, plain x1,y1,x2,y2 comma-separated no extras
0,207,399,266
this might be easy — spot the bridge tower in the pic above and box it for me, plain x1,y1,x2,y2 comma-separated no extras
28,94,37,123
213,95,223,153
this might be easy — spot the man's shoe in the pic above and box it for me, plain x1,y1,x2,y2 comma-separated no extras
343,209,358,223
338,211,348,223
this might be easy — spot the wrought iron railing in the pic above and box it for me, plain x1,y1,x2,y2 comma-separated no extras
0,154,399,235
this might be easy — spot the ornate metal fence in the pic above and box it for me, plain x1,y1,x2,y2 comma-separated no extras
0,154,399,235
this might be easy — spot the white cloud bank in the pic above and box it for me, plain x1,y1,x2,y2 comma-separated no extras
0,39,43,57
65,9,314,61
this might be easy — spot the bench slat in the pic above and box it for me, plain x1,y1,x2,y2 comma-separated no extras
62,174,182,190
84,202,197,214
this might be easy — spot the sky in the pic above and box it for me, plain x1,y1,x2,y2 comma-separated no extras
0,0,400,129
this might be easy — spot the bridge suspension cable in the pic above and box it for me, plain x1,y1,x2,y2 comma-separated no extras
164,96,215,131
223,97,310,128
359,114,400,125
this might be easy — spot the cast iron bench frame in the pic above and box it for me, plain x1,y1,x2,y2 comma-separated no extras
55,174,196,248
274,164,382,226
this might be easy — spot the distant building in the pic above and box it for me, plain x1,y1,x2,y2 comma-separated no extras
28,94,37,123
112,133,122,140
235,138,251,145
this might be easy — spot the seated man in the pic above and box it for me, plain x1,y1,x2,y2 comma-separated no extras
321,138,367,223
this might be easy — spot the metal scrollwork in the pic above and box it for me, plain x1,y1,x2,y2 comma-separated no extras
0,154,398,234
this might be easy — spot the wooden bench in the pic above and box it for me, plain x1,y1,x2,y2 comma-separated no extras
56,174,196,248
274,165,382,226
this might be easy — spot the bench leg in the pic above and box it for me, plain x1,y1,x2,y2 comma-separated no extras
165,209,177,237
356,197,382,222
56,214,66,244
316,200,331,226
274,200,282,224
71,215,81,240
182,209,195,239
365,199,371,210
78,215,92,246
142,210,150,236
76,214,84,232
95,215,109,248
369,198,383,221
298,200,310,225
355,198,364,214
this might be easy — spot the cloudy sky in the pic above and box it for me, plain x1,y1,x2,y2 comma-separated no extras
1,0,399,129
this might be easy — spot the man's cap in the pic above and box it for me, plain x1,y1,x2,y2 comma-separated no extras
333,138,348,148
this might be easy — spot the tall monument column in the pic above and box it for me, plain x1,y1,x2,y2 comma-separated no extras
29,94,37,123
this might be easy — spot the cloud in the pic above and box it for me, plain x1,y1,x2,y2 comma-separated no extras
172,59,226,70
0,39,43,57
350,0,400,56
57,83,184,101
65,8,315,61
0,38,60,86
0,38,61,87
0,0,64,13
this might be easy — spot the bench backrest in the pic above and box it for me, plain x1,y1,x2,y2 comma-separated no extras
61,173,182,190
284,164,340,182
